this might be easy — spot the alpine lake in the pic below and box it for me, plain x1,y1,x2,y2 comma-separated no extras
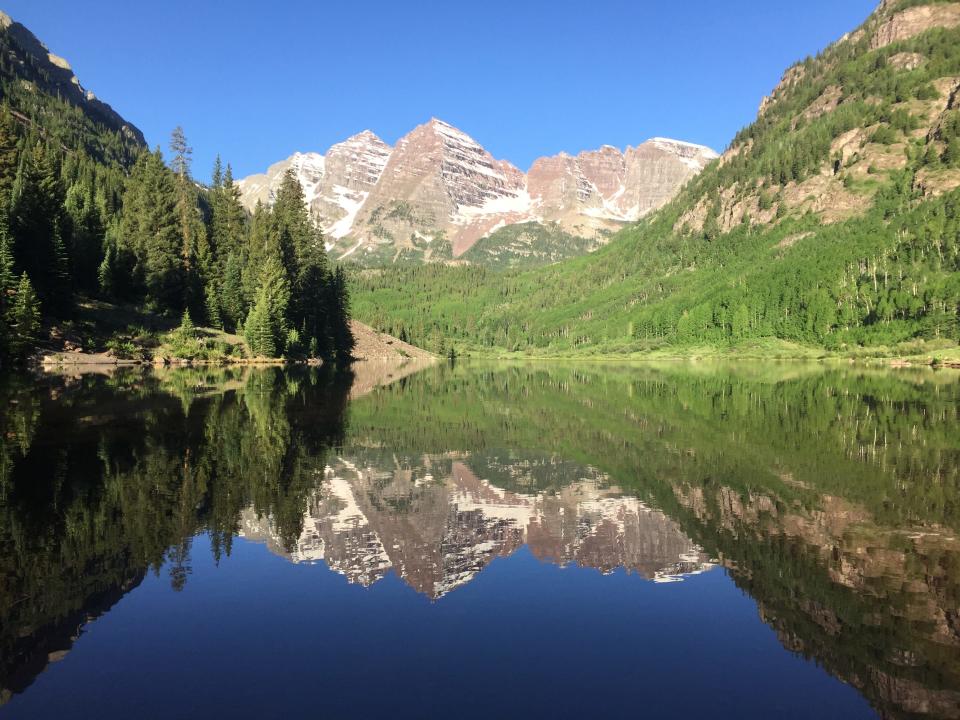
1,359,958,719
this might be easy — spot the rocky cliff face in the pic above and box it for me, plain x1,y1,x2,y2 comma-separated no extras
0,11,144,145
871,1,960,49
238,119,716,263
317,130,393,239
680,0,960,238
348,119,530,259
240,455,713,599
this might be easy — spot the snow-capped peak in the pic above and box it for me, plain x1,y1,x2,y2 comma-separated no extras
649,137,720,159
237,121,718,259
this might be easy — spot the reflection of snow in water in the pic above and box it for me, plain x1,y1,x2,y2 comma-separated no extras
240,455,714,598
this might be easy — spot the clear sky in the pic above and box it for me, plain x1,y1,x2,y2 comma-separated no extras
4,0,879,178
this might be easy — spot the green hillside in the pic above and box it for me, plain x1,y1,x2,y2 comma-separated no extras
460,221,607,270
0,13,352,366
352,0,960,359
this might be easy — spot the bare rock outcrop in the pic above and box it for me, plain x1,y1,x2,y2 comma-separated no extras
871,2,960,49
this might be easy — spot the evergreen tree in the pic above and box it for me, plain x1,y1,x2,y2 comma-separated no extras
330,265,355,364
262,252,290,350
117,148,183,312
211,154,223,189
272,170,311,281
178,308,195,336
168,127,206,320
169,126,192,181
11,143,70,312
208,158,247,319
219,252,246,333
294,230,333,358
0,228,14,356
204,283,222,330
9,272,40,357
244,290,276,358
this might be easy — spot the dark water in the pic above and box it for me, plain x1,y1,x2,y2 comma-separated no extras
1,362,958,719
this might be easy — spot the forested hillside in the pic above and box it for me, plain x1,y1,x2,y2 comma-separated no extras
352,0,960,358
0,14,352,366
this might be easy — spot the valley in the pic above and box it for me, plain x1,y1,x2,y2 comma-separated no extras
2,3,960,719
348,0,960,361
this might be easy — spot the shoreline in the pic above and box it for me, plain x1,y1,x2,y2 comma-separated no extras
35,349,960,371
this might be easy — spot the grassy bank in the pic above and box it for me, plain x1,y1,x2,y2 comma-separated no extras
447,336,960,366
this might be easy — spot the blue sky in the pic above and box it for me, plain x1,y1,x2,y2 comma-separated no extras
5,0,878,178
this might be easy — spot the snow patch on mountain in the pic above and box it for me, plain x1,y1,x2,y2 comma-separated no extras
237,121,718,260
454,187,534,224
650,137,720,170
327,185,368,239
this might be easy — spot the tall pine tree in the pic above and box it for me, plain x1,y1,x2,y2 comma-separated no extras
116,148,183,312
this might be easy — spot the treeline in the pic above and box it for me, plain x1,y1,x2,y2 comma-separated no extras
101,130,353,361
352,183,960,355
0,114,353,364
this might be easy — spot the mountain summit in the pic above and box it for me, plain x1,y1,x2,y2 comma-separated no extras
238,120,717,264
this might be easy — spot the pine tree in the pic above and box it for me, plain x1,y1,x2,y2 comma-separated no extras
261,252,290,350
168,128,205,318
244,290,276,358
11,143,68,310
219,252,246,332
0,227,14,357
243,252,290,358
118,148,183,312
241,202,275,304
272,170,313,281
330,265,355,364
169,127,192,181
294,232,333,358
204,282,222,330
211,155,223,189
9,272,40,357
208,158,247,305
64,178,105,292
98,242,117,298
178,308,195,337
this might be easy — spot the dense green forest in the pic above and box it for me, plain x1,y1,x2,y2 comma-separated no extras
0,20,352,366
351,5,960,358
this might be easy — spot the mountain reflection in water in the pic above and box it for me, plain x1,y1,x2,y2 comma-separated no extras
0,361,958,719
240,457,713,598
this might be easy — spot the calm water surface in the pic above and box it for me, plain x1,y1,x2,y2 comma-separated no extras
1,361,958,719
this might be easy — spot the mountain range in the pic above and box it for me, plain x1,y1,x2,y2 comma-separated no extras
237,120,717,265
